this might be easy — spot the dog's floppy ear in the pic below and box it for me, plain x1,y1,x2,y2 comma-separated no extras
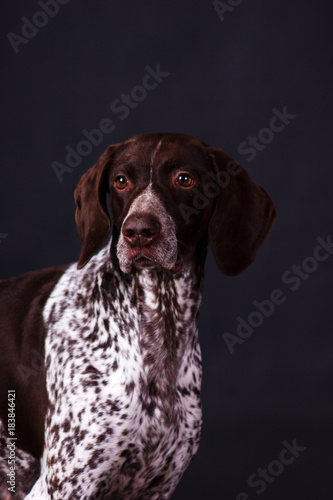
206,146,276,276
75,145,119,269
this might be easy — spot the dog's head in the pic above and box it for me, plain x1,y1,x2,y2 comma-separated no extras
74,133,276,275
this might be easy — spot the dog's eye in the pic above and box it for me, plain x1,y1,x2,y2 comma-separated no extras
115,175,128,190
176,173,194,187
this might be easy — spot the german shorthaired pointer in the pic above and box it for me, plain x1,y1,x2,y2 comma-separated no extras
0,133,276,499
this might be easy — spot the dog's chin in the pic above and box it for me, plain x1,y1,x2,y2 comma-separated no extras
119,252,181,275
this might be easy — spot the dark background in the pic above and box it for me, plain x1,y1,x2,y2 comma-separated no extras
1,1,332,498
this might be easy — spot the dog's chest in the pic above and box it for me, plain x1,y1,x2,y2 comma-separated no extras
43,253,203,498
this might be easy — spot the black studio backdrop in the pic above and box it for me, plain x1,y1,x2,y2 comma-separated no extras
1,1,333,498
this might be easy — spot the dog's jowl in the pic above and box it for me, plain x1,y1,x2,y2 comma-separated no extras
0,133,276,499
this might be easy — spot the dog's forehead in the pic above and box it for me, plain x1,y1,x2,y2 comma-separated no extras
114,133,207,169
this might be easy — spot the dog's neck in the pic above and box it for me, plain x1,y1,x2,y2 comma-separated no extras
105,238,207,421
136,268,202,405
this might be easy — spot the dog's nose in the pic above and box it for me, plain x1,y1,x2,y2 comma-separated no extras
122,214,160,247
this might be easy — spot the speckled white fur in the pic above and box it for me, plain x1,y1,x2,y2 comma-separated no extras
25,243,203,499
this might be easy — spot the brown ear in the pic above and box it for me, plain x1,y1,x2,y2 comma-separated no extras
74,145,119,269
206,147,277,276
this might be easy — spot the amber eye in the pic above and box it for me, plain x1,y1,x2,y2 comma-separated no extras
176,173,194,187
114,175,128,190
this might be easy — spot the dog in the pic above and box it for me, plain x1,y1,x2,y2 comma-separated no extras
0,133,276,499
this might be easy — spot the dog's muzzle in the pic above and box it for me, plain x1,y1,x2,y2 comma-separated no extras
116,187,178,273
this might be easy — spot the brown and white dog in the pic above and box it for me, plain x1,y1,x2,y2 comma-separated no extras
0,133,276,499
